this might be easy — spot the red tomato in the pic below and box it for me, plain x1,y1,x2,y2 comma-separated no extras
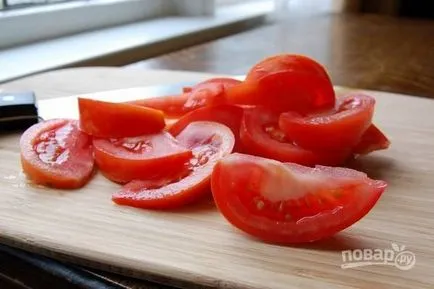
129,78,241,118
240,107,350,166
169,104,243,151
20,119,94,189
211,153,387,243
279,94,375,151
226,54,335,113
93,132,192,183
112,121,235,209
79,98,165,138
353,124,390,155
128,94,189,118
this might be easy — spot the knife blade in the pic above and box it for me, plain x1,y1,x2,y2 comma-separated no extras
37,81,198,120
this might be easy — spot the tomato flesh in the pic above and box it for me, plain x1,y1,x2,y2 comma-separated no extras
240,107,350,166
112,121,235,209
20,119,94,189
353,124,390,155
79,98,165,137
93,132,192,183
279,94,375,151
211,153,387,243
169,104,244,151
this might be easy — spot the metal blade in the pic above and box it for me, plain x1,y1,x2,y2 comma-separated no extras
37,81,196,120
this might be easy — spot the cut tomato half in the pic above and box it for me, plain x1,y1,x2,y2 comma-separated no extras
240,107,350,166
353,124,390,155
79,98,165,138
93,132,192,183
169,104,244,151
20,119,94,189
112,121,235,209
226,54,335,113
279,93,375,151
211,153,387,243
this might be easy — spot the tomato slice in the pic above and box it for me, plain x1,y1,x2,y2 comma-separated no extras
93,132,192,183
240,107,350,166
353,124,390,155
183,77,241,110
169,104,243,151
112,121,235,209
129,78,241,118
79,98,165,137
246,54,331,82
20,119,94,189
211,153,387,243
127,94,189,118
226,54,335,113
279,94,375,151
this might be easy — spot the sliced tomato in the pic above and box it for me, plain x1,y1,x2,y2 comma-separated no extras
353,124,390,155
240,107,350,166
169,104,243,151
93,132,192,183
183,77,241,110
79,98,165,137
20,119,94,189
211,153,387,243
279,94,375,151
246,54,331,82
129,78,241,118
226,54,335,113
112,121,235,209
127,94,189,118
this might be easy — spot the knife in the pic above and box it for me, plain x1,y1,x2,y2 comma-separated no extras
37,81,198,120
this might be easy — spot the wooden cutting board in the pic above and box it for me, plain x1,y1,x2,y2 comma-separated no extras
1,69,433,289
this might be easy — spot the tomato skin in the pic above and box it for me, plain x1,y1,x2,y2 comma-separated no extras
112,121,235,209
226,54,335,113
93,133,192,183
79,98,165,138
279,94,375,151
20,119,94,189
169,104,244,151
240,107,350,166
211,153,387,243
353,124,390,155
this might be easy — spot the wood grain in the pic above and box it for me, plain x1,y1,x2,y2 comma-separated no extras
130,13,434,99
1,69,434,289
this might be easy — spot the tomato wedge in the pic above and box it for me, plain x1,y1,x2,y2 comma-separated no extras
129,78,241,118
93,132,192,183
79,98,165,137
353,124,390,155
279,94,375,151
169,104,243,151
240,107,350,166
112,121,235,209
127,94,189,118
211,153,387,243
20,119,94,189
226,54,335,113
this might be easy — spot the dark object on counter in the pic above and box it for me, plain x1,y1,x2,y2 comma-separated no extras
0,91,38,131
